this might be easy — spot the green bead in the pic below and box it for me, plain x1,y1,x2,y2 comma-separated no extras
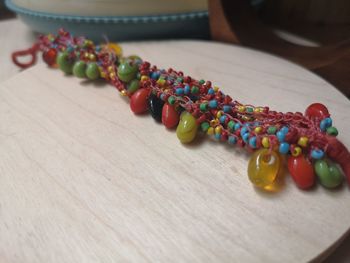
117,62,138,82
326,126,338,136
228,120,236,130
200,103,208,112
191,86,199,94
176,77,183,83
267,126,277,134
246,107,254,113
199,79,205,85
127,79,140,93
315,160,343,188
176,112,198,143
73,61,86,78
85,63,100,80
56,52,74,74
201,122,210,132
168,96,176,105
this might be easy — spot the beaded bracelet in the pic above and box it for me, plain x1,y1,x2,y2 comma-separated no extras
12,29,350,191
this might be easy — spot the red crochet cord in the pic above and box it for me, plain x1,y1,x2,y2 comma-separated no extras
12,43,40,68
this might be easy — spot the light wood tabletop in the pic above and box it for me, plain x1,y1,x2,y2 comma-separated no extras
1,19,350,263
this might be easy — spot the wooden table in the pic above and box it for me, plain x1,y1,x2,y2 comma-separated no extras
1,19,350,263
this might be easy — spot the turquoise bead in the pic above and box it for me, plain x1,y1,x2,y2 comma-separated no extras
249,136,257,148
228,136,237,144
280,126,289,134
276,131,286,142
223,105,231,113
86,63,100,80
279,142,290,154
219,115,227,124
242,133,250,143
311,149,324,159
208,100,218,108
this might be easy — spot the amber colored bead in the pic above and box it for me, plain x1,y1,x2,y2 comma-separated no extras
287,155,315,189
162,103,179,129
248,149,280,187
130,88,151,114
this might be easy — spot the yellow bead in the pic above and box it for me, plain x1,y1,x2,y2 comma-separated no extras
216,110,223,118
100,71,107,78
109,72,116,79
254,127,262,134
291,146,302,157
207,127,214,135
210,119,219,127
215,126,222,134
262,137,270,148
298,137,309,147
213,86,219,92
107,43,123,57
89,54,96,61
120,90,128,96
140,75,149,82
156,78,166,86
238,105,245,112
176,112,198,143
248,149,281,188
108,66,114,72
84,53,89,58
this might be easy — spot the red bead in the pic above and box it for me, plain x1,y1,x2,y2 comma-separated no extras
305,103,330,120
130,88,151,114
162,103,179,129
287,156,315,189
42,48,57,66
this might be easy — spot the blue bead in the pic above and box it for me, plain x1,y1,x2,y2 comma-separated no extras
160,93,166,101
240,127,249,137
214,133,221,140
66,46,74,52
223,105,232,113
279,142,290,154
276,131,286,142
320,117,332,131
234,123,241,131
220,115,227,124
208,100,218,108
208,88,215,95
311,149,324,159
184,85,190,94
242,133,250,143
228,136,237,144
151,72,160,79
249,136,257,148
175,88,184,95
280,126,289,134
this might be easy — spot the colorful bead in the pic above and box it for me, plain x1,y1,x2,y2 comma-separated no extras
86,63,100,80
248,149,281,188
320,117,332,131
175,88,184,95
262,137,270,148
184,85,190,94
326,126,338,136
315,160,343,188
288,156,315,189
227,120,235,130
291,146,302,157
207,127,214,135
148,93,164,122
228,136,237,144
223,105,231,113
311,149,324,159
200,122,210,132
57,52,74,74
215,126,222,134
117,62,138,82
249,136,257,148
162,103,179,128
176,112,198,143
267,126,277,134
73,61,86,78
276,131,286,142
130,88,151,114
254,127,262,134
42,48,57,66
219,115,227,124
280,126,289,134
279,142,290,154
127,79,140,93
208,100,218,109
305,103,330,120
298,137,308,147
191,86,199,94
200,103,208,112
168,96,176,105
207,88,214,95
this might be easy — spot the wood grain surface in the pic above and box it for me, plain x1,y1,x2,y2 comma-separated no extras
1,39,350,263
